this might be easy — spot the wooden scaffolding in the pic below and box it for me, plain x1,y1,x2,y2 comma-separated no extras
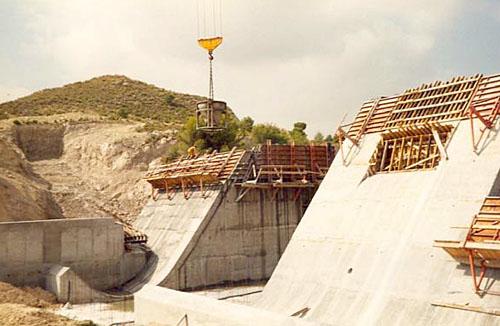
235,141,334,202
367,123,453,175
145,147,246,200
342,73,500,152
435,196,500,295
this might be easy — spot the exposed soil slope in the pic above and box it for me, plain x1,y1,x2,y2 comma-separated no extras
0,134,63,221
0,282,93,326
0,119,172,222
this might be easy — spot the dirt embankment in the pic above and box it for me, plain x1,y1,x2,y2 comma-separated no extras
0,118,172,222
0,134,63,221
0,281,93,326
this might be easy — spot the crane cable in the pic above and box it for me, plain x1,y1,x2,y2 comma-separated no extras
197,0,222,102
209,52,214,101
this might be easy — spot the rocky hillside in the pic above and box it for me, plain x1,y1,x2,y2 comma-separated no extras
0,134,63,221
0,75,207,131
0,75,217,222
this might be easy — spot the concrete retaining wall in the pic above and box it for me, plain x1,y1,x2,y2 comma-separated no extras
0,218,145,291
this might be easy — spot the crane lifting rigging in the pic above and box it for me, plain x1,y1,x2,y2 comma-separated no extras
196,0,227,132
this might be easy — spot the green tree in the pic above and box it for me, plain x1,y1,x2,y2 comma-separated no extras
239,116,254,134
313,132,325,144
168,115,244,160
288,122,309,145
251,123,289,145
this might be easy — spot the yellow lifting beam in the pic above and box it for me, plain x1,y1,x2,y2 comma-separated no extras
198,36,223,54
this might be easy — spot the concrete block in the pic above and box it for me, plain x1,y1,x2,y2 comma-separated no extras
45,264,112,304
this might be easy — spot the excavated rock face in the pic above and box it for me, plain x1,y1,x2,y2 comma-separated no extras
0,121,173,222
14,125,65,161
0,136,63,221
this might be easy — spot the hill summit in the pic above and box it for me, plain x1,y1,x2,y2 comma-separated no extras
0,75,207,129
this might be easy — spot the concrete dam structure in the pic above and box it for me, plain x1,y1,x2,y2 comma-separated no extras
127,143,333,292
136,73,500,325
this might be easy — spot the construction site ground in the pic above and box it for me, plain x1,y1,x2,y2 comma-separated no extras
0,281,93,326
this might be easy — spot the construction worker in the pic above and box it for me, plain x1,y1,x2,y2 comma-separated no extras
188,146,197,158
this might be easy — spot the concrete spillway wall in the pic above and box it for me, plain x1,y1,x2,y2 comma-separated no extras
0,218,145,291
162,186,313,290
129,182,314,292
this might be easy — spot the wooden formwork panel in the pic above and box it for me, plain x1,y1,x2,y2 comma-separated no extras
383,74,482,129
256,144,332,172
346,73,500,140
145,148,245,188
365,96,398,134
435,196,500,270
368,124,453,174
347,100,377,137
347,96,398,138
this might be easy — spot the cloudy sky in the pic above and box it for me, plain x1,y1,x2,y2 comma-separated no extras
1,0,499,136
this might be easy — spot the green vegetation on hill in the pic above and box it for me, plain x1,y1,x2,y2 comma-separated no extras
0,75,213,130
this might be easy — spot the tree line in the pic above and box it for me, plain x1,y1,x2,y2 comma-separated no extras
167,115,338,160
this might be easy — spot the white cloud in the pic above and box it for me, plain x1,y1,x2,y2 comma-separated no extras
3,0,474,134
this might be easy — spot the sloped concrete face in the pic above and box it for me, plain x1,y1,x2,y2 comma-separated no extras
125,186,225,292
161,186,313,290
256,121,500,325
128,182,314,291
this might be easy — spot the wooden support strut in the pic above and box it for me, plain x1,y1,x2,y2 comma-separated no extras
337,127,358,146
431,127,448,160
467,250,488,294
164,180,174,201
